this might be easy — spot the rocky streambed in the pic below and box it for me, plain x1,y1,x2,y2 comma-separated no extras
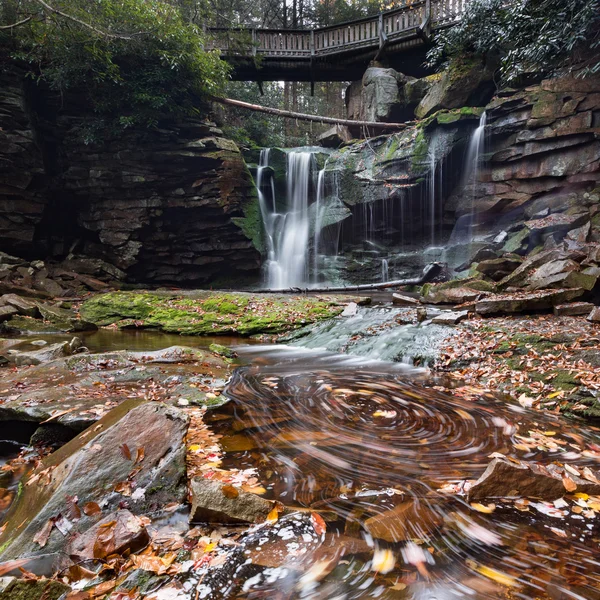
1,287,600,599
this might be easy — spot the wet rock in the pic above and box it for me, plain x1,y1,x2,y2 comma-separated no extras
469,457,600,501
0,306,17,323
7,337,83,366
416,307,428,322
475,257,523,281
431,310,469,325
553,302,595,316
364,500,441,542
341,302,359,316
0,401,188,568
196,512,324,599
37,303,97,333
588,307,600,322
209,343,237,359
0,577,69,600
0,294,40,318
67,509,150,560
190,479,277,524
392,293,419,306
501,228,530,254
473,288,585,315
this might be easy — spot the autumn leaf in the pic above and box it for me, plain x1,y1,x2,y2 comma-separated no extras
266,506,280,523
221,485,239,499
371,549,395,574
562,475,577,492
135,447,145,464
119,444,132,461
311,512,326,535
83,502,102,517
33,518,55,548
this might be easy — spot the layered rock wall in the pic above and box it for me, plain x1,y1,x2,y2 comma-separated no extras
0,69,261,286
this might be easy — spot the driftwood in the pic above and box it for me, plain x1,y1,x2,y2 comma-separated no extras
211,96,410,131
261,263,443,294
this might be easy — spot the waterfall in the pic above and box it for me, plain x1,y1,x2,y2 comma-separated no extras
258,150,315,289
381,258,389,283
464,111,487,239
313,168,326,283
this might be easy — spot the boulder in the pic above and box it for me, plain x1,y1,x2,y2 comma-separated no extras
67,510,150,561
0,306,17,323
0,294,40,318
415,56,494,119
0,401,189,569
431,310,469,325
588,307,600,323
421,286,485,305
473,288,585,315
318,125,352,148
497,248,564,289
190,479,276,524
469,457,600,501
364,500,441,542
529,265,597,292
347,67,420,123
554,302,595,316
7,336,83,366
475,257,522,281
525,212,589,236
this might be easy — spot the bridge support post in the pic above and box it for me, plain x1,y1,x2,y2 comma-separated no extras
310,31,315,96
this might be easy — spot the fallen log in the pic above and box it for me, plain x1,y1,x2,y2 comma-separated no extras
260,263,443,294
210,96,410,131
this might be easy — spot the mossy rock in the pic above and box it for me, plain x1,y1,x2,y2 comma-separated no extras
0,578,69,600
209,343,236,359
80,291,347,336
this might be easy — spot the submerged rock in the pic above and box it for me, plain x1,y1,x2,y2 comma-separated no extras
469,457,600,501
7,336,83,366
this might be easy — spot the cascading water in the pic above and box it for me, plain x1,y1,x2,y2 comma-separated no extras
313,167,326,284
257,150,316,289
381,258,389,282
463,110,487,239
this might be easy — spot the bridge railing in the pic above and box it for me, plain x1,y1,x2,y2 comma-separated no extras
208,0,468,58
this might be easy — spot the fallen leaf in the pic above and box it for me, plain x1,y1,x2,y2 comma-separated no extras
563,475,577,492
83,502,102,517
120,444,132,461
221,485,239,499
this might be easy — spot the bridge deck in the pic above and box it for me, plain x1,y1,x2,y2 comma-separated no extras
208,0,468,81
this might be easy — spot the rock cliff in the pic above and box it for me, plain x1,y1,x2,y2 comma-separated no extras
0,68,261,286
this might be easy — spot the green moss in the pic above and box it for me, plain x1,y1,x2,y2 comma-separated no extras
80,291,346,336
231,183,265,254
549,370,579,390
411,129,429,173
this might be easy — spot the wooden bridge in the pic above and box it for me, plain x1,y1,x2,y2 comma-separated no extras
208,0,469,83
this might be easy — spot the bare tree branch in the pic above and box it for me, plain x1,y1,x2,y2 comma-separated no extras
0,16,32,30
32,0,137,40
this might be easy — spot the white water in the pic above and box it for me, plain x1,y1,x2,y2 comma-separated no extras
381,258,389,282
313,167,326,283
258,150,315,289
464,110,487,239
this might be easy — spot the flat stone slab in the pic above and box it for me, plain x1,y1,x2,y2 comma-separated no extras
553,302,595,316
471,288,585,315
469,457,600,501
431,310,469,325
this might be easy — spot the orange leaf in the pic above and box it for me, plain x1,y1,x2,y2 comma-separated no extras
120,444,131,461
83,502,102,517
563,475,577,492
221,485,239,499
311,512,326,535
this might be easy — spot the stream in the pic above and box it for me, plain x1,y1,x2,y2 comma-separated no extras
4,316,600,599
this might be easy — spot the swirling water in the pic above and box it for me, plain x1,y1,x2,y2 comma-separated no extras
206,343,600,599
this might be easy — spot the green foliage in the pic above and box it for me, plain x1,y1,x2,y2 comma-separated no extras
428,0,600,83
0,0,230,131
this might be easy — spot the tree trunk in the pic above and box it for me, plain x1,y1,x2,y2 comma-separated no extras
210,96,409,130
258,263,443,294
